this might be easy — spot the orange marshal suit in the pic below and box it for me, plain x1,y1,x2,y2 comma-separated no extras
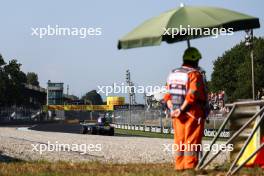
164,65,206,170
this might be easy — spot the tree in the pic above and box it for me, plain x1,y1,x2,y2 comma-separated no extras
4,59,27,106
0,55,7,106
210,37,264,102
0,54,5,66
0,54,43,107
27,72,39,86
81,90,103,105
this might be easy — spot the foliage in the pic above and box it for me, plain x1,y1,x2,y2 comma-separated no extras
0,55,7,105
81,90,103,105
27,72,40,86
0,55,38,106
210,37,264,102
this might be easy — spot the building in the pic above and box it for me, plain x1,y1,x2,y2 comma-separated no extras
47,80,64,105
23,84,47,108
106,96,125,106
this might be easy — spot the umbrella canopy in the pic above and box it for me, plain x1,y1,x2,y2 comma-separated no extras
118,6,260,49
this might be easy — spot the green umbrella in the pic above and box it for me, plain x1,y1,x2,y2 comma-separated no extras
118,5,260,100
118,5,260,49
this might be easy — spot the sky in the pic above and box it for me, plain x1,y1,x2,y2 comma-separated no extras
0,0,263,102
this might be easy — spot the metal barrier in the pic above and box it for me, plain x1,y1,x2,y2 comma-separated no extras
197,100,264,175
114,123,172,134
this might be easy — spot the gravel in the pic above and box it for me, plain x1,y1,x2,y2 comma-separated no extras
0,126,229,165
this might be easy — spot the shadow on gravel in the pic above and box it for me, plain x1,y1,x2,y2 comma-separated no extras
0,151,22,163
30,123,82,134
29,123,136,137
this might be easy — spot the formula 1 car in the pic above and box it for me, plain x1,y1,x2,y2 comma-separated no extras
80,113,114,136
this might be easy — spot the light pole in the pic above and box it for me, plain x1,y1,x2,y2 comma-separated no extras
245,29,255,100
85,99,93,121
130,81,136,105
126,69,131,124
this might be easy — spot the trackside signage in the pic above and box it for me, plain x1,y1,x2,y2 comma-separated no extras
115,124,230,138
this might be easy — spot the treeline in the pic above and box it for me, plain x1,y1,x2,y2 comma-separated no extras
0,54,39,107
81,90,103,105
210,37,264,102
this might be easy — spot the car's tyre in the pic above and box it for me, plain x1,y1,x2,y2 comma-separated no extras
81,126,88,134
91,126,97,135
98,128,104,135
108,127,114,136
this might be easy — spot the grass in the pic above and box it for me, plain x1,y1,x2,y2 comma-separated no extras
115,128,174,139
0,160,263,176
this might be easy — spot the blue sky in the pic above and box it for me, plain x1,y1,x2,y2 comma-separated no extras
0,0,263,102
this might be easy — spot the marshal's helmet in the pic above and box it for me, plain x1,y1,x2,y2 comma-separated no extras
183,47,202,61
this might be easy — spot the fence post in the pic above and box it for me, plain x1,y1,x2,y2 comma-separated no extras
160,110,163,133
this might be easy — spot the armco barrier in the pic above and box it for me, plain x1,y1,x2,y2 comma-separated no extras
114,123,230,138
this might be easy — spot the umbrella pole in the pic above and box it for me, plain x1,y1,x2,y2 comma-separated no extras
187,40,191,48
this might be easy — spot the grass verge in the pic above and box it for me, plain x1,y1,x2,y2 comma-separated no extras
115,128,173,139
0,160,263,176
115,129,227,141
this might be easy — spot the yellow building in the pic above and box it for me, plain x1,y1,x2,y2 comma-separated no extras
106,96,125,106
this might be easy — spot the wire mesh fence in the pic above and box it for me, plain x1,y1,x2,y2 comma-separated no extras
0,107,43,122
113,109,167,125
114,109,227,126
113,108,230,137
